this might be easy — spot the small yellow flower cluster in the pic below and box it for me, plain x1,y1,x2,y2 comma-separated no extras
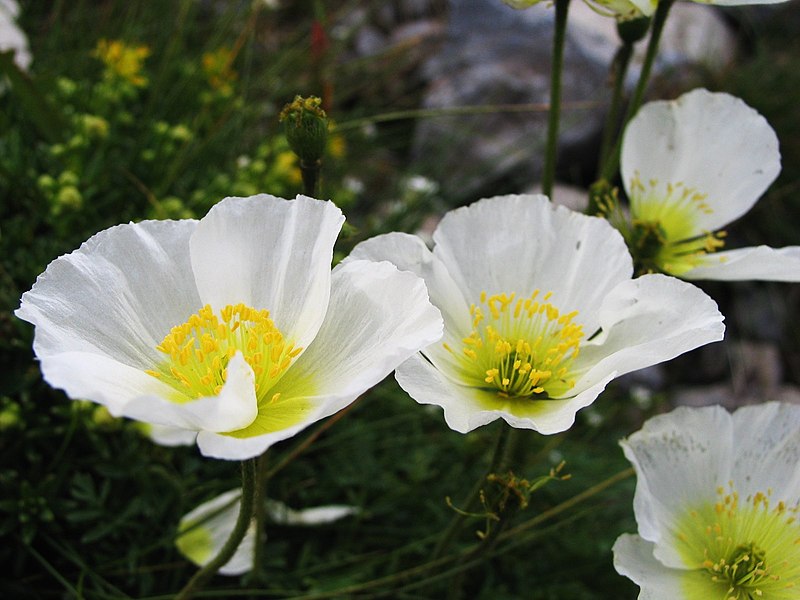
93,39,150,87
201,47,238,96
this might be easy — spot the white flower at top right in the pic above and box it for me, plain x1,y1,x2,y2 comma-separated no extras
618,88,800,281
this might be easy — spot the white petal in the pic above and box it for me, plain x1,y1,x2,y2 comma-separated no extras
198,260,443,459
144,424,197,447
16,219,201,368
37,350,177,415
574,274,724,396
189,194,344,352
347,232,472,339
120,353,258,434
731,402,800,501
621,405,734,568
274,259,442,406
196,403,328,460
394,352,616,434
680,245,800,281
346,232,473,376
176,488,255,576
613,534,699,600
431,195,633,332
266,500,359,525
622,89,780,233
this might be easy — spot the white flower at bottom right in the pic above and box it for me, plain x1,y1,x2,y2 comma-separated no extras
613,402,800,599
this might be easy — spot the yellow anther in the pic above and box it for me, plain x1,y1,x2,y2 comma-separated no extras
148,303,301,403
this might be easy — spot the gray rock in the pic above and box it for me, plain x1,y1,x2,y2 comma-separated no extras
411,0,738,203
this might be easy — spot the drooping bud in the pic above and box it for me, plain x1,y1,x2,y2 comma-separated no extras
616,15,651,44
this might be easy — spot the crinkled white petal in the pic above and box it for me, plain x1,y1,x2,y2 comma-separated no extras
394,352,616,434
346,232,473,376
613,534,697,599
622,89,781,233
680,245,800,281
197,260,443,460
621,405,734,568
574,274,724,398
189,194,344,353
730,402,800,500
176,489,255,576
16,219,201,368
120,353,258,433
431,195,633,333
266,500,359,526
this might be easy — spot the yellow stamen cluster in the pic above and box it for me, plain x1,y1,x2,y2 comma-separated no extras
678,482,800,599
445,291,583,399
146,304,301,402
626,173,727,276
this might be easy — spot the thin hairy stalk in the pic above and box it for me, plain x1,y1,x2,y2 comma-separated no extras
600,0,675,180
175,459,257,600
597,41,634,176
432,425,511,560
542,0,571,199
249,453,269,583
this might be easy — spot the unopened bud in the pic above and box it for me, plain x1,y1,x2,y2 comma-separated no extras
279,95,328,165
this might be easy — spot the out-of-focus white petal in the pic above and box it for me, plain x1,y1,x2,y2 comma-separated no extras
266,500,359,525
622,89,780,233
143,424,197,447
0,0,31,71
176,489,255,576
120,353,258,434
16,220,201,368
680,245,800,281
189,194,344,352
431,195,632,333
574,274,724,395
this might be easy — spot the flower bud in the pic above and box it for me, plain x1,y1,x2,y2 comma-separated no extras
279,95,328,165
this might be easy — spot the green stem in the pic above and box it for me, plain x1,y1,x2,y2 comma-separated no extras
541,0,571,200
250,453,269,584
300,159,321,197
600,0,674,181
175,459,257,600
432,425,511,559
597,41,634,177
279,467,635,600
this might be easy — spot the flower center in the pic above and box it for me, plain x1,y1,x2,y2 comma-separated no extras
626,174,726,276
146,304,302,402
444,291,583,399
677,484,800,599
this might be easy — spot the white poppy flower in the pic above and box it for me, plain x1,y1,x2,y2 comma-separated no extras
17,194,443,460
613,402,800,599
175,488,358,575
347,194,724,434
619,88,800,281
